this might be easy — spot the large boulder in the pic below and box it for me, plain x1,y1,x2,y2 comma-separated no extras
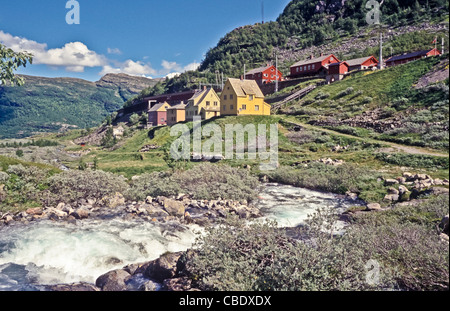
162,199,185,218
101,192,125,208
145,252,183,283
95,269,130,291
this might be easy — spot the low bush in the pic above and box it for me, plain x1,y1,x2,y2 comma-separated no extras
265,163,385,202
127,163,260,202
46,170,129,205
186,195,449,291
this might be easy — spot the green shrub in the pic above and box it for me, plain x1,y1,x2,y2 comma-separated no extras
46,170,129,205
127,163,259,202
186,195,449,291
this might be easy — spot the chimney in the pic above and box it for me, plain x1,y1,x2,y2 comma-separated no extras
310,54,314,60
320,52,323,57
203,85,207,90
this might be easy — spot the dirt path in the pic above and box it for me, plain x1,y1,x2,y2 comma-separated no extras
284,117,449,158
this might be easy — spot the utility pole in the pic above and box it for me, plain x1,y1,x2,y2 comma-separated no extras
275,52,279,93
441,37,445,54
378,32,384,70
243,64,246,80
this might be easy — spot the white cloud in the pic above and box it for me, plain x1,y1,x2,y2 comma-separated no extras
1,30,201,78
99,59,157,77
0,30,106,72
107,47,122,55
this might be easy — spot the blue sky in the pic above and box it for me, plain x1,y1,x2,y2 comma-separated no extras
0,0,291,81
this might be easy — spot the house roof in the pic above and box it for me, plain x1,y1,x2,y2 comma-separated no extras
246,65,272,76
148,102,169,112
386,49,435,63
345,56,378,67
291,54,337,68
166,103,186,110
227,78,264,98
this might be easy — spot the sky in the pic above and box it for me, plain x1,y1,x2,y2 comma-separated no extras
0,0,291,81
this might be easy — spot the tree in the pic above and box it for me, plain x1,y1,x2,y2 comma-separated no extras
0,43,33,86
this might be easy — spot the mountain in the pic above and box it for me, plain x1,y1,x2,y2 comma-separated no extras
0,73,161,139
130,0,448,98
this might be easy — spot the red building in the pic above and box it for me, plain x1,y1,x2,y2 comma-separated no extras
245,65,283,85
290,54,340,78
385,48,441,67
326,61,349,84
345,56,379,71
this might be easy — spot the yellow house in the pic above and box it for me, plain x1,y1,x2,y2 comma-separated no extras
185,87,221,121
166,103,186,126
220,78,271,116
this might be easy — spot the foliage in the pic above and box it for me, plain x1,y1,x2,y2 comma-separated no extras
127,163,260,202
0,43,33,86
186,194,449,291
46,170,129,205
265,162,386,203
375,152,449,169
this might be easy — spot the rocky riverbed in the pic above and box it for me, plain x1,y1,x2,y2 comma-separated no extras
2,182,435,292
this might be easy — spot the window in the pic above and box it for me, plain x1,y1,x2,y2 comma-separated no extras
161,118,165,122
242,104,247,110
308,65,311,70
304,66,306,71
312,64,315,69
271,75,274,78
223,105,226,111
271,68,274,72
224,95,227,100
214,101,218,106
230,94,233,100
300,66,303,71
249,95,254,101
264,73,268,77
255,105,260,111
206,101,210,106
230,105,234,110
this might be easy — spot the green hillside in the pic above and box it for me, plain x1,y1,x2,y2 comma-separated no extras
283,55,449,150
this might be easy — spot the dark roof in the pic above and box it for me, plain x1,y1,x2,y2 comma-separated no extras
329,61,349,67
386,49,433,63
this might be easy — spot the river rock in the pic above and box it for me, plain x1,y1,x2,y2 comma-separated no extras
71,209,89,220
384,194,399,202
163,277,194,291
101,192,125,208
44,283,100,291
162,199,185,218
26,207,43,216
366,203,382,211
145,252,183,282
96,269,131,291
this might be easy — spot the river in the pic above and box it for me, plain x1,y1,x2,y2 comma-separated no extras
0,183,361,291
